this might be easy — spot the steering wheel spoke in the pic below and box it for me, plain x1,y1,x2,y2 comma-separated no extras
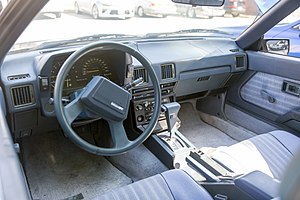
108,120,131,148
64,97,84,125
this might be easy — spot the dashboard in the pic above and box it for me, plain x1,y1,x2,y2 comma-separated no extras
0,37,247,137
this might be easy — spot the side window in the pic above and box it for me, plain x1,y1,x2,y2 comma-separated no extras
264,9,300,58
0,0,9,15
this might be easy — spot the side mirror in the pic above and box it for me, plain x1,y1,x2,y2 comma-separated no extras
265,39,289,56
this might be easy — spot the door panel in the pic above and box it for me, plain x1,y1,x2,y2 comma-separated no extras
227,51,300,134
247,51,300,80
240,72,300,115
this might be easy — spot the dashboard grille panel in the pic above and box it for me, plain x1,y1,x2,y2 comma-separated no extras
11,85,35,107
134,68,148,82
161,63,175,79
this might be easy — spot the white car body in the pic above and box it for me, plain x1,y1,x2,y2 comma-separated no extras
75,0,134,19
134,0,177,17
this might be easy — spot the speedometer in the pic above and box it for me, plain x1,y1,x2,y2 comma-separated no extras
76,57,112,82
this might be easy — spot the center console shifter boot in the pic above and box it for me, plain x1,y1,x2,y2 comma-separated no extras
234,171,280,200
161,102,181,135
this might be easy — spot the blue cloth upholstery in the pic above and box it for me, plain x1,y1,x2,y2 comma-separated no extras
93,169,213,200
234,170,280,200
209,130,300,180
209,130,300,200
269,131,300,156
93,131,300,200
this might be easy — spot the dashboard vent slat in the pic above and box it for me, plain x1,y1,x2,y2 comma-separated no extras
134,68,148,82
236,56,246,68
11,85,35,108
8,74,30,81
161,63,175,79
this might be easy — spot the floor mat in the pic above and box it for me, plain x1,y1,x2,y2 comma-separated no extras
21,131,132,200
199,111,255,142
107,144,168,182
178,103,237,148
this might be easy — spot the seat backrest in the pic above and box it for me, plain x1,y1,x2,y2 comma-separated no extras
280,148,300,200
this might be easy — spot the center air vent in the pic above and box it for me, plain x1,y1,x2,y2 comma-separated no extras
134,68,148,82
161,63,175,79
235,56,246,68
11,85,35,108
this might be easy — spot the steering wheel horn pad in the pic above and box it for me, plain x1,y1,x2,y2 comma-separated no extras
81,76,131,122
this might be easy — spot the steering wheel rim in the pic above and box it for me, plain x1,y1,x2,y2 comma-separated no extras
54,41,161,156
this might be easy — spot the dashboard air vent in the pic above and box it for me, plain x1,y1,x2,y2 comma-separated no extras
8,74,30,81
197,76,210,82
161,63,175,79
235,56,246,68
134,68,148,82
11,85,35,108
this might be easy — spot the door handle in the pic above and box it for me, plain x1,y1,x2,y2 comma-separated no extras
260,90,276,103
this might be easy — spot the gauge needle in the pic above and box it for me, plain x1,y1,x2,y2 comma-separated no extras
87,70,100,73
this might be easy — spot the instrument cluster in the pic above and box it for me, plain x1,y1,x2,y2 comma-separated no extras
50,52,116,95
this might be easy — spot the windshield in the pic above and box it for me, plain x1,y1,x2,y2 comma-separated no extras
2,0,287,52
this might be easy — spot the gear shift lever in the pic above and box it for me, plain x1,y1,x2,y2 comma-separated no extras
161,102,181,137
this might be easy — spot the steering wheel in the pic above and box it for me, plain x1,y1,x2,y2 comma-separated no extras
54,41,161,156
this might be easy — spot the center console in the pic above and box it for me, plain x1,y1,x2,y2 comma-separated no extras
136,96,255,200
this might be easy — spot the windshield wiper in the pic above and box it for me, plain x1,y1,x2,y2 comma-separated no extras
144,29,232,38
33,34,139,50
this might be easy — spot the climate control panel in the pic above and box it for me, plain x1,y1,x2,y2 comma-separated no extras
132,82,176,127
134,98,171,125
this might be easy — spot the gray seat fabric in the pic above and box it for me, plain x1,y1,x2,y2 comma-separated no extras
93,169,213,200
280,148,300,200
93,130,300,200
234,170,281,200
208,130,300,180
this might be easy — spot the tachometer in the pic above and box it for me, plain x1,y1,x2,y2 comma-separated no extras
50,60,63,89
50,59,73,89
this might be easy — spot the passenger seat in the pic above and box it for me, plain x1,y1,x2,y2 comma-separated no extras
208,130,300,180
206,130,300,200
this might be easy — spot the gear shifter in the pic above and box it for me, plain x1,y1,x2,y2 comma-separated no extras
161,102,181,136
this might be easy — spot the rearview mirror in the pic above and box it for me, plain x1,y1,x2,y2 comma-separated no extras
171,0,224,6
265,39,289,56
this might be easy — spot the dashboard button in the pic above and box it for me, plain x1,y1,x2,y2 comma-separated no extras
136,104,143,111
137,115,144,122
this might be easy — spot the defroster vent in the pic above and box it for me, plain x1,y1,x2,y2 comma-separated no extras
134,68,148,82
161,63,175,79
11,85,35,108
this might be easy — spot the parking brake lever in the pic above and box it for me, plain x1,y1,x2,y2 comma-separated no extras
161,102,181,137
